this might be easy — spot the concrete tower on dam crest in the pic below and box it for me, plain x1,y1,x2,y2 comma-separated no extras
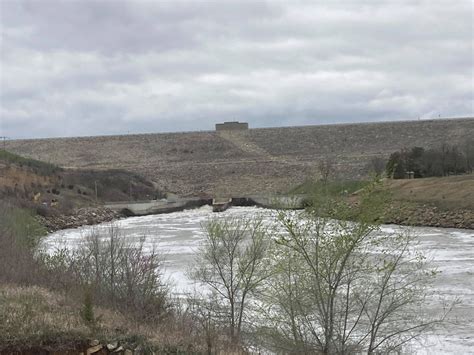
215,121,249,131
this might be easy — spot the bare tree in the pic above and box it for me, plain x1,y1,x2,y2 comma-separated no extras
318,157,336,183
366,156,386,177
190,217,271,344
461,138,474,173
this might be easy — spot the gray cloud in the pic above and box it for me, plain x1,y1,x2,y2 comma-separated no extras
0,0,472,139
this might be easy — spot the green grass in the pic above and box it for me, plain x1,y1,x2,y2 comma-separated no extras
0,149,62,176
289,179,370,197
0,206,47,249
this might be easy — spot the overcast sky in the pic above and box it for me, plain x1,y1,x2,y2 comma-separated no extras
0,0,472,139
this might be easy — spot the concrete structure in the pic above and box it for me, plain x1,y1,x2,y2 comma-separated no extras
105,197,210,216
215,121,249,131
105,195,305,216
6,117,474,196
212,197,232,212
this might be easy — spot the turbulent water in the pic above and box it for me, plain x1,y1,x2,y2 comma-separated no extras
43,206,474,354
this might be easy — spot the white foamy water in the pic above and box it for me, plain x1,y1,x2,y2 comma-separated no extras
43,206,474,354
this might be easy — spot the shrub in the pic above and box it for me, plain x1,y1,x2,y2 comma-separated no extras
35,204,53,218
48,226,170,323
80,287,96,327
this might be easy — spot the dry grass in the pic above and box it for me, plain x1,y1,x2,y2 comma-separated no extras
0,284,211,353
385,174,474,210
0,285,89,349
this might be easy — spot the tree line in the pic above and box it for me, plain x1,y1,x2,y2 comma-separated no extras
377,140,474,179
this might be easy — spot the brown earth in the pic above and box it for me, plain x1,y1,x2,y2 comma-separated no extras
386,175,474,210
381,175,474,229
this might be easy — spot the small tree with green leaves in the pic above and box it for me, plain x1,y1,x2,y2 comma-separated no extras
190,217,272,345
256,182,453,354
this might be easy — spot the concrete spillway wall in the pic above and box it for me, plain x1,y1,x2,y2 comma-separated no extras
106,195,306,216
105,198,211,216
6,117,474,195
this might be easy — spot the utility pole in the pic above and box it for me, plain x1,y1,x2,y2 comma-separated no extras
0,136,7,150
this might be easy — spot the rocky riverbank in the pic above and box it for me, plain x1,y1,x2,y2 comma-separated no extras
36,207,122,233
36,200,474,234
383,203,474,229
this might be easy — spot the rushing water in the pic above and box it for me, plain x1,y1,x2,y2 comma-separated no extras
43,206,474,354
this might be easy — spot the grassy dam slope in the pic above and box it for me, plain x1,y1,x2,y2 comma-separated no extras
6,117,474,196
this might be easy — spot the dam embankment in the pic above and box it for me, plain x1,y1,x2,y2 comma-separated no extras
6,117,474,196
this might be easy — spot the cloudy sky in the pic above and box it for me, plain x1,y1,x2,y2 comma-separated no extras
0,0,472,139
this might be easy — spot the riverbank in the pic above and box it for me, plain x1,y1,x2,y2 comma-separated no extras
291,175,474,230
36,197,474,233
36,207,122,233
38,194,312,232
383,202,474,229
381,175,473,229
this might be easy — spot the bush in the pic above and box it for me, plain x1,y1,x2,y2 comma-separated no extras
46,226,170,323
35,204,53,218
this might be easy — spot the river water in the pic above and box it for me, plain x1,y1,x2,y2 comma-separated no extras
42,206,473,354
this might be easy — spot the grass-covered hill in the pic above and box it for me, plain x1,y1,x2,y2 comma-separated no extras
0,149,164,214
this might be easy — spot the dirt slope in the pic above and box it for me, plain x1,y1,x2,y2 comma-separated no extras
386,175,474,210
